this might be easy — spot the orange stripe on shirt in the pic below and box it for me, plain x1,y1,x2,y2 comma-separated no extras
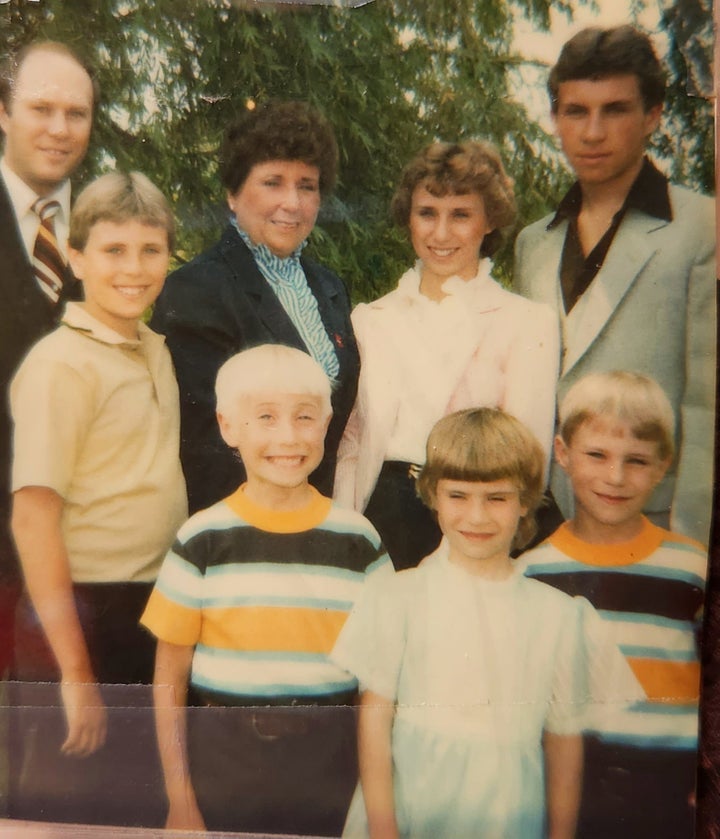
199,605,349,654
141,589,202,646
628,658,700,703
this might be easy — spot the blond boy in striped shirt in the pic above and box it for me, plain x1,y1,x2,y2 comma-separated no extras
520,370,705,839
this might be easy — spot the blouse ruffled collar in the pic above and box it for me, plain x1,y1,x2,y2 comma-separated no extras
231,217,307,274
396,258,496,304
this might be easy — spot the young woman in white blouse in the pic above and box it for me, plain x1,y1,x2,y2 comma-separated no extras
334,140,560,569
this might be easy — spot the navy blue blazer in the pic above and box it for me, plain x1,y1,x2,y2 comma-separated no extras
151,225,360,513
0,176,81,582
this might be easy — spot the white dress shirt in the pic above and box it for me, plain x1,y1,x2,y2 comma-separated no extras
0,157,71,260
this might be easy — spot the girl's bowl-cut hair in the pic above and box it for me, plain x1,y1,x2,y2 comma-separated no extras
417,407,545,550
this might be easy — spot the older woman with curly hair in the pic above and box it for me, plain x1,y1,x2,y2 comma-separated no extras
334,140,560,569
152,101,359,513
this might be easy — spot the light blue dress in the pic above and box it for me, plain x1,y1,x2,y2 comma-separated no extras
333,541,636,839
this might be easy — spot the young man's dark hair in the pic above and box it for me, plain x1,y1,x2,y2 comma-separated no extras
548,25,666,113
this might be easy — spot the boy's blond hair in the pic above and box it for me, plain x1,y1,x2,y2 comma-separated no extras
69,171,175,251
559,370,675,461
417,408,545,550
215,344,332,421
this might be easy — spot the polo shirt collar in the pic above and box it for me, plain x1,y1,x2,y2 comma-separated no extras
547,157,672,230
62,301,149,348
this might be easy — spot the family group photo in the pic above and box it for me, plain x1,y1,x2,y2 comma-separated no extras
0,0,716,837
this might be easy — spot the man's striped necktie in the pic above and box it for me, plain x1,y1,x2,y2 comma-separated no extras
32,198,65,304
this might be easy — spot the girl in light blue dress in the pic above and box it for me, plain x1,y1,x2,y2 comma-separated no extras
333,408,641,839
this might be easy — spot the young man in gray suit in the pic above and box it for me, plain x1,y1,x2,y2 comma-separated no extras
514,25,715,545
0,42,95,675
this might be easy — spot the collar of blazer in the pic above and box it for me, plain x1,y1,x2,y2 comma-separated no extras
216,222,342,354
218,223,340,301
0,177,34,293
559,209,669,375
523,210,670,375
0,175,80,331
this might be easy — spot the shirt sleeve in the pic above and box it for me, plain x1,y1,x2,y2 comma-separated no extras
333,397,361,509
11,350,94,496
670,200,715,544
545,596,645,735
501,299,560,473
140,541,204,646
331,569,407,701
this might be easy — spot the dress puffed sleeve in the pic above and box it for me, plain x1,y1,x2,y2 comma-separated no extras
575,595,646,730
332,569,409,701
545,595,645,735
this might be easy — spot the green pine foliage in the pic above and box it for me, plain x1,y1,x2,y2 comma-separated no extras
1,0,712,301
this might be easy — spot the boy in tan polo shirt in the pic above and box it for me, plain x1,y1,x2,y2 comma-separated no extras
9,171,187,826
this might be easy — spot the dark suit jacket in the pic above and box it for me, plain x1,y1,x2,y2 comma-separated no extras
150,225,360,514
0,176,81,582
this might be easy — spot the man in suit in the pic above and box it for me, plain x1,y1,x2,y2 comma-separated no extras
0,41,95,674
514,25,715,545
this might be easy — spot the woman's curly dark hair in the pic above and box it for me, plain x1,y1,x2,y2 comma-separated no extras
219,101,338,197
391,140,516,258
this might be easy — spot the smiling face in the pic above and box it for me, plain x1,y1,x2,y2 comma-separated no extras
434,478,525,578
555,417,670,544
409,185,492,297
0,49,93,196
218,391,330,508
68,219,169,340
227,159,321,258
553,74,661,192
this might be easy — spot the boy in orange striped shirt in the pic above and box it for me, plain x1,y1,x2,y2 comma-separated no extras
142,344,392,836
521,370,706,839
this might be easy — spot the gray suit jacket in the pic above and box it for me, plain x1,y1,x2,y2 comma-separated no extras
514,182,716,544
